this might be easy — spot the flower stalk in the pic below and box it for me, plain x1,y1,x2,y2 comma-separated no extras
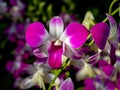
108,0,118,14
48,59,70,90
103,7,119,22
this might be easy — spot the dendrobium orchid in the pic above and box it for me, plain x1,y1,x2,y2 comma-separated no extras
25,16,89,68
20,62,60,90
82,11,110,51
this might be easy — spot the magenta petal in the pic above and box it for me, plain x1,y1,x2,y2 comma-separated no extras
25,22,50,47
59,78,74,90
48,44,63,69
60,22,89,48
98,60,114,77
102,65,114,77
105,80,117,90
91,22,110,49
84,78,96,90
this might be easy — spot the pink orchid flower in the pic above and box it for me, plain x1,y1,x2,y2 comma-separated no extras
25,16,89,69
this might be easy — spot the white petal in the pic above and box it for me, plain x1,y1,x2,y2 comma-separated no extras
20,75,36,89
49,16,64,39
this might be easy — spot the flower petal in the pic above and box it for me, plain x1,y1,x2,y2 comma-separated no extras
102,65,114,77
59,78,74,90
20,75,36,89
48,43,63,69
60,22,89,48
84,78,96,90
91,22,110,49
25,22,50,47
49,16,64,39
64,44,84,59
106,14,117,40
14,62,32,79
33,41,51,59
98,60,114,77
85,52,100,64
104,41,111,54
33,48,48,58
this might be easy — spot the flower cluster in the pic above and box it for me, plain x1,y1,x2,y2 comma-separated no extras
2,0,120,90
16,11,119,90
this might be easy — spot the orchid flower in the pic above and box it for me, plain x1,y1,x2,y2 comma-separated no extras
5,40,32,78
20,62,60,89
83,59,119,90
5,54,31,79
81,12,110,65
25,16,89,68
82,11,110,51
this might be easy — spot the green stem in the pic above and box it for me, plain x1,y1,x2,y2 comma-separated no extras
103,7,119,22
52,84,59,90
108,0,118,14
48,59,69,90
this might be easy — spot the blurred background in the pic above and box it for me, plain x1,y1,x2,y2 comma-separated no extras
0,0,119,90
